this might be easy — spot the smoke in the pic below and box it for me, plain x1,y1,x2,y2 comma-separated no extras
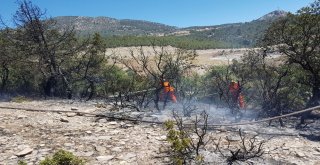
149,101,259,124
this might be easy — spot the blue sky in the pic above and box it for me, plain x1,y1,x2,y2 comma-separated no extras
0,0,315,27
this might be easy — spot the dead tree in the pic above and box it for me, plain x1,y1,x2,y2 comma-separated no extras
215,129,266,165
119,45,197,111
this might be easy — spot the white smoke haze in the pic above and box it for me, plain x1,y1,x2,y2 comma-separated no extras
144,100,259,125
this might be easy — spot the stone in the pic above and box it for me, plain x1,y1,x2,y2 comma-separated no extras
243,130,258,136
71,107,78,111
85,131,92,134
97,136,112,140
155,135,167,141
15,147,33,157
295,151,306,158
218,127,227,132
60,118,69,123
66,113,77,117
109,121,117,125
315,148,320,152
111,147,122,152
17,115,28,119
96,155,115,161
95,146,106,153
117,152,136,161
64,143,74,147
227,135,241,141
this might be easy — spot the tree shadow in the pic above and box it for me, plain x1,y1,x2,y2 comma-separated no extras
299,133,320,141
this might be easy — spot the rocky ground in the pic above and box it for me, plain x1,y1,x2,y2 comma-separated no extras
0,99,320,165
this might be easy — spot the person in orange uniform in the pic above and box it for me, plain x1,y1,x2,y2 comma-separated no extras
228,80,245,109
161,79,177,103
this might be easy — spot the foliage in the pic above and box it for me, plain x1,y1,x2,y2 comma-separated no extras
164,111,209,165
103,35,229,50
17,160,27,165
119,46,197,110
177,73,207,116
260,0,320,124
205,63,245,119
165,120,192,165
39,149,85,165
11,96,31,103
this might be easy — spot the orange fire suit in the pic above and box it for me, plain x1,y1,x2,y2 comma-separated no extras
229,82,245,108
160,81,177,103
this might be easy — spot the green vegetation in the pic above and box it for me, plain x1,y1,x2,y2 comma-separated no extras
164,112,208,165
54,10,287,49
17,160,27,165
102,35,230,49
39,149,85,165
11,96,31,103
185,20,274,48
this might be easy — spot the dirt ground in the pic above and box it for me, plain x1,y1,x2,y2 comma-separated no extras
1,100,320,165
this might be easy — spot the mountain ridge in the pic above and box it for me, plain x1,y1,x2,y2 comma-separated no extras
53,10,288,47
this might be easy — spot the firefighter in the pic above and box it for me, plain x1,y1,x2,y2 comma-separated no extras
228,80,245,109
160,79,177,103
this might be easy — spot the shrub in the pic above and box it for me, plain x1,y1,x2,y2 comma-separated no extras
39,149,85,165
11,96,31,103
17,160,27,165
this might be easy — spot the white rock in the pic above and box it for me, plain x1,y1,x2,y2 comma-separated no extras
111,147,122,152
71,107,78,111
95,146,106,153
117,152,136,161
64,143,74,147
155,135,167,141
97,136,112,140
295,151,306,158
109,121,118,125
17,115,28,119
227,135,241,141
60,118,69,123
15,147,33,157
66,113,77,117
96,155,114,161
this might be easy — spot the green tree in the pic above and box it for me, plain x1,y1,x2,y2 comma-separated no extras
13,0,83,98
261,0,320,123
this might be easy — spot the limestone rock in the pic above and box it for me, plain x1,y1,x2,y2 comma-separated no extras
66,113,77,117
17,115,28,119
15,147,33,157
96,155,114,161
295,151,306,158
60,118,69,123
227,135,241,141
117,152,136,161
71,107,78,111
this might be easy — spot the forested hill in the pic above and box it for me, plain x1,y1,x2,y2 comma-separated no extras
182,10,288,47
54,16,178,36
54,10,288,48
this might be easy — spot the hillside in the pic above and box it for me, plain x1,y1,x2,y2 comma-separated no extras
54,10,288,48
182,10,288,47
54,16,177,36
